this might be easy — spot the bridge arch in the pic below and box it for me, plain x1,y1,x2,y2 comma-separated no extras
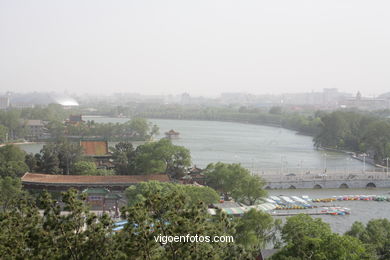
313,184,322,189
366,182,376,188
288,185,296,189
339,183,349,189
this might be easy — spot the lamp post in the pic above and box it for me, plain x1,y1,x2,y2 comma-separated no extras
323,153,327,174
385,157,389,178
362,153,367,173
346,157,351,179
280,155,286,178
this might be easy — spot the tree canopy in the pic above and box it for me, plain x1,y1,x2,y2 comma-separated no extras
112,139,191,176
271,214,375,260
346,219,390,260
125,181,220,207
204,162,267,205
0,145,29,178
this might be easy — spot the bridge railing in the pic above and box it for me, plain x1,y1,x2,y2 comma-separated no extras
260,171,390,182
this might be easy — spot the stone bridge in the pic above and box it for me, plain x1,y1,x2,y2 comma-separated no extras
258,171,390,189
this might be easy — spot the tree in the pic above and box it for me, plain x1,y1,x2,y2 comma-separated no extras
129,139,191,176
0,177,26,211
232,175,267,205
118,187,243,259
0,145,29,178
234,209,281,251
38,141,83,175
0,189,118,259
39,143,62,174
110,142,136,174
0,124,8,143
58,141,84,175
127,118,150,139
204,162,267,204
272,214,375,260
72,161,97,175
269,106,282,115
125,181,219,207
346,219,390,260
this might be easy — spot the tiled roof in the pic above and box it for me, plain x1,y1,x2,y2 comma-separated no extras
21,173,170,185
24,120,45,126
80,141,109,156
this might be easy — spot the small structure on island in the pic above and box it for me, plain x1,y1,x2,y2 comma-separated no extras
165,129,180,139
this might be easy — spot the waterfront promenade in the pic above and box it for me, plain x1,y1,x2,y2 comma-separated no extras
255,169,390,189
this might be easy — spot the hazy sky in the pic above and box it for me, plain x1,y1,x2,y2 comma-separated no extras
1,0,390,97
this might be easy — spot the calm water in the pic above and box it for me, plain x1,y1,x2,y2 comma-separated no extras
19,116,370,172
269,189,390,234
17,116,389,232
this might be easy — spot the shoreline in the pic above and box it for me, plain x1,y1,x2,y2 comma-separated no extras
0,141,42,147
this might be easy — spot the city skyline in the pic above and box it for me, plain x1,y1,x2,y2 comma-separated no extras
1,0,390,97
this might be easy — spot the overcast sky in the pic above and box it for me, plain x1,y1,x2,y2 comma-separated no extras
1,0,390,97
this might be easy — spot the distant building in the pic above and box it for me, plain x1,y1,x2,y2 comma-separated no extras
340,92,389,111
22,119,48,140
67,114,84,125
6,92,79,108
80,140,109,156
80,140,113,169
0,95,10,109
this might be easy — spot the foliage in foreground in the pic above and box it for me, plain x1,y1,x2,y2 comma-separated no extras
125,181,220,206
0,187,280,259
272,214,375,260
346,219,390,260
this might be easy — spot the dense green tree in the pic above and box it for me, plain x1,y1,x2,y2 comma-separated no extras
272,214,375,260
72,161,97,175
110,142,136,174
57,141,84,174
39,143,62,174
0,177,26,211
131,139,191,176
0,124,8,143
0,145,29,178
124,117,161,140
46,120,66,140
118,187,247,259
204,162,267,204
313,110,390,164
232,175,267,205
0,189,117,260
234,209,281,251
38,141,83,174
346,219,390,260
125,181,219,207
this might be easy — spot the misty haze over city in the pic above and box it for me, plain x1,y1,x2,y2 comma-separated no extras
1,0,390,97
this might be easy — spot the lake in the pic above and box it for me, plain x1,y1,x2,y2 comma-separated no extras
19,116,370,173
17,116,389,232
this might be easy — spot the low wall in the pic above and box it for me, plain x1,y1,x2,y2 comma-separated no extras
262,171,390,189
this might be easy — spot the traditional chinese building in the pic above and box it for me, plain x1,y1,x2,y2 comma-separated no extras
21,172,171,192
165,129,180,139
80,140,113,169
